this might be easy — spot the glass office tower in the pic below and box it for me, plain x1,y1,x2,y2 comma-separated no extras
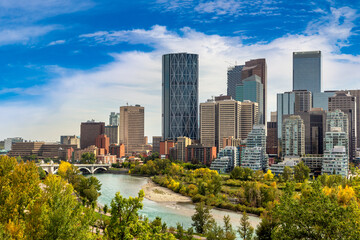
227,65,244,99
293,51,321,94
162,53,199,140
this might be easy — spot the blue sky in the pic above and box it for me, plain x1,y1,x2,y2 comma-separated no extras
1,0,360,141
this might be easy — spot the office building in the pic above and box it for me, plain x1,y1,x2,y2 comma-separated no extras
119,105,145,153
200,98,258,151
293,51,321,94
222,136,243,148
235,74,264,124
322,146,348,177
159,140,175,158
105,125,119,145
241,58,267,124
227,65,244,99
109,112,120,126
294,90,312,112
60,135,80,148
185,144,217,166
162,53,198,140
270,111,277,122
200,100,217,147
349,90,360,148
176,136,192,162
297,109,326,154
4,137,24,151
328,91,356,159
266,122,278,155
282,115,305,157
313,91,336,111
210,146,238,173
152,136,162,153
80,121,105,149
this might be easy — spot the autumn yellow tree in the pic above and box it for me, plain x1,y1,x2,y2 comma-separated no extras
264,170,274,181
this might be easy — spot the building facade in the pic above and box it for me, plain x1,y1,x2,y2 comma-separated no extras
200,100,217,147
119,105,145,153
266,122,278,155
322,146,348,177
210,146,238,173
185,144,217,166
176,136,192,162
109,112,120,126
282,115,305,157
235,74,264,124
80,121,105,149
162,53,199,140
328,91,356,159
241,58,267,124
227,65,244,99
152,136,162,153
293,51,321,94
105,125,119,145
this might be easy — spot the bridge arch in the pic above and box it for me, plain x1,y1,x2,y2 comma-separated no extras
78,167,92,174
93,167,107,174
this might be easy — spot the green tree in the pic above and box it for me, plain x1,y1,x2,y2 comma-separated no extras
26,174,96,239
81,152,96,164
106,190,145,239
271,182,360,240
191,202,213,234
223,215,236,240
238,211,254,240
294,161,310,182
282,166,293,182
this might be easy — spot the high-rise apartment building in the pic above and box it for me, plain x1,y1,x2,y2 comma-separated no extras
109,112,120,126
227,65,244,99
235,75,264,124
80,121,105,149
210,146,239,173
162,53,198,140
282,115,305,157
324,128,348,155
293,51,321,94
322,146,348,177
277,90,312,139
105,126,119,145
241,59,267,124
119,105,145,153
328,91,356,159
326,109,348,133
241,125,268,171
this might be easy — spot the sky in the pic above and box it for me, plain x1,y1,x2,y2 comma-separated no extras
1,0,360,142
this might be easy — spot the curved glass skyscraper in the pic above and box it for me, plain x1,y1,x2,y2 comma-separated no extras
162,53,199,140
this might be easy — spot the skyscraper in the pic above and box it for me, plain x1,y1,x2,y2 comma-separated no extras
109,112,120,126
162,53,199,140
227,65,244,99
80,121,105,149
119,105,145,153
348,90,360,148
241,59,267,124
293,51,321,94
328,91,356,159
235,74,264,124
200,98,258,151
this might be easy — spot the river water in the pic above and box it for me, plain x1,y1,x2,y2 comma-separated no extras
93,173,261,230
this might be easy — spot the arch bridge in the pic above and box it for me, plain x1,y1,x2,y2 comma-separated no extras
38,163,111,175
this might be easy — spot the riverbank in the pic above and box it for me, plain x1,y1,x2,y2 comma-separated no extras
141,179,192,203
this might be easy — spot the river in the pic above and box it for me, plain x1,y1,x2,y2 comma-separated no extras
93,173,261,230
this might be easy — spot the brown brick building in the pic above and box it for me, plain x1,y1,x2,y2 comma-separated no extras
80,121,105,149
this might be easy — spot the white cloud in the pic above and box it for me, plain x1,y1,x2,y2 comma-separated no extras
0,26,57,46
1,6,360,142
48,39,66,46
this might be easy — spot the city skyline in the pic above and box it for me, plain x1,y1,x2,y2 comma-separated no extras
1,1,360,141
